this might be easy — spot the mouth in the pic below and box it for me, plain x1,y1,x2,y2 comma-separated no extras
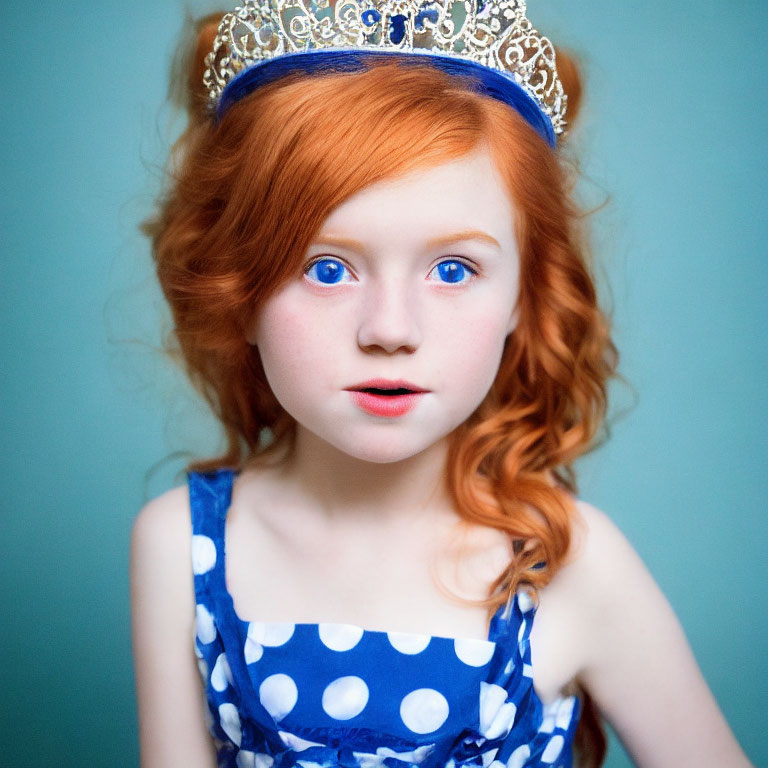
345,380,428,417
358,387,416,396
345,379,429,395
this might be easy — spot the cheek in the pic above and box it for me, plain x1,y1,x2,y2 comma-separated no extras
254,304,313,385
436,304,511,368
254,297,347,401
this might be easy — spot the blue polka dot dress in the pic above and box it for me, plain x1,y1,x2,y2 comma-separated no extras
189,469,580,768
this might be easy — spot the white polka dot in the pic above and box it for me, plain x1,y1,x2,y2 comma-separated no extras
504,659,514,675
454,638,495,667
387,632,431,654
259,673,298,721
236,752,275,768
196,656,208,680
541,735,564,763
322,676,369,719
481,747,499,767
479,682,517,739
556,696,576,730
523,663,533,678
516,588,535,614
244,622,265,663
194,642,203,659
218,702,242,746
539,697,565,734
245,636,264,664
479,683,506,724
196,604,216,645
319,623,364,651
488,762,505,768
211,653,233,692
248,621,295,646
400,689,450,734
191,535,217,574
349,756,379,768
279,731,325,751
506,744,531,768
517,619,526,643
372,744,435,765
485,702,517,740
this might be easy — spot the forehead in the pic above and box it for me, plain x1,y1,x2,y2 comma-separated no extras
317,146,516,248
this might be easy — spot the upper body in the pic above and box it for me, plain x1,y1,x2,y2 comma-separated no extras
131,462,752,768
133,8,753,767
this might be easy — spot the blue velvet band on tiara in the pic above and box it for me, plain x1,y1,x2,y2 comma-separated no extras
218,49,557,148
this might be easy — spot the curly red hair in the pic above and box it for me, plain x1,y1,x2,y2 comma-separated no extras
144,14,618,765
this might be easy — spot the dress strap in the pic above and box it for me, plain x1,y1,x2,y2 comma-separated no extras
487,585,538,691
188,468,236,609
189,468,234,537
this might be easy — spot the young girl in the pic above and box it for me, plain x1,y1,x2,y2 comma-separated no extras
130,2,753,767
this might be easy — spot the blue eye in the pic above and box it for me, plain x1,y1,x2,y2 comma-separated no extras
430,260,476,284
305,258,352,285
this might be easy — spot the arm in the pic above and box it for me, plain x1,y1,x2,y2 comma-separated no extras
130,486,218,768
569,502,753,768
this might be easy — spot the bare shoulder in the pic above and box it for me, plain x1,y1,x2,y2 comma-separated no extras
132,484,192,548
130,485,195,626
131,483,218,767
529,499,648,699
563,498,651,597
535,498,753,768
536,498,655,617
545,497,682,660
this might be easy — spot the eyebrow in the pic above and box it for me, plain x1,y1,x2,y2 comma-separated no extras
312,230,502,251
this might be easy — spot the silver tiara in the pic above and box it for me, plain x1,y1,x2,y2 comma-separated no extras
204,0,567,136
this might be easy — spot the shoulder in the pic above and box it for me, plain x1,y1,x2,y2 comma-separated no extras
538,498,650,604
132,484,192,547
566,498,647,594
530,497,678,697
130,483,197,678
544,501,701,740
538,511,753,766
130,483,220,766
131,484,193,597
529,499,644,694
548,497,671,637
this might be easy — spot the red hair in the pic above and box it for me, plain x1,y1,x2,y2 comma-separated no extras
145,15,618,765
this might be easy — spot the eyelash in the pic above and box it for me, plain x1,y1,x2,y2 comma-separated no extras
303,257,479,285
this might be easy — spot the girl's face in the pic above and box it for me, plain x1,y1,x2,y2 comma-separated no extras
249,145,520,464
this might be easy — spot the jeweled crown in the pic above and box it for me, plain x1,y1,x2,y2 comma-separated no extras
205,0,566,137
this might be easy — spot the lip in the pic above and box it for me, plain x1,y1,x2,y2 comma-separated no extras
345,379,429,394
344,379,430,418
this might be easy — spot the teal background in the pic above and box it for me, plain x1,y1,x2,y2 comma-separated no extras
1,1,766,765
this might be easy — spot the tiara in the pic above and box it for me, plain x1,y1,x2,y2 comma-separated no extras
204,0,567,144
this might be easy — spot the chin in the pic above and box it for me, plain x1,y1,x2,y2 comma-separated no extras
331,436,436,465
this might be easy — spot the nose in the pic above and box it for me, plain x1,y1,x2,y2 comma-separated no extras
357,277,422,354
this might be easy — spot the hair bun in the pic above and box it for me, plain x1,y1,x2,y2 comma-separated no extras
170,12,225,123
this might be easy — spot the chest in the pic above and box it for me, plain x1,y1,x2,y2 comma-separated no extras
223,496,585,703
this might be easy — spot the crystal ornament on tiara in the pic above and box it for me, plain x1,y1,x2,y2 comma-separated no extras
204,0,567,137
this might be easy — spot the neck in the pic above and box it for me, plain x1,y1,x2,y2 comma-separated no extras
275,427,455,528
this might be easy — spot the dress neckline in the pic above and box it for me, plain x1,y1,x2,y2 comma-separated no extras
209,467,524,647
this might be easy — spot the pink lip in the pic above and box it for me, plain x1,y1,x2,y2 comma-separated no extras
344,379,429,418
346,379,429,393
